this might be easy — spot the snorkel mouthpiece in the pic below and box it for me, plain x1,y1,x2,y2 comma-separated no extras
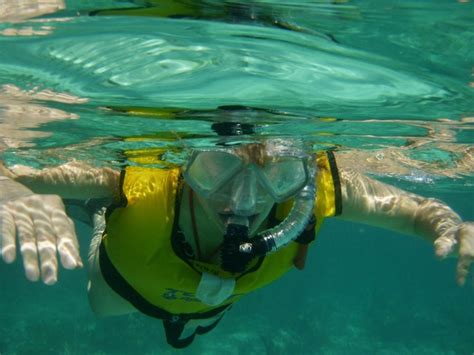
221,223,256,273
239,158,317,256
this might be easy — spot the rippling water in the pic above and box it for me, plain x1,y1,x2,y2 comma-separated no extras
0,1,473,354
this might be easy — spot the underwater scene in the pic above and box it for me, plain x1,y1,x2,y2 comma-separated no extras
0,0,473,354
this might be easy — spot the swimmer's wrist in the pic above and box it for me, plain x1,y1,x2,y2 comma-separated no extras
413,198,462,242
0,176,34,202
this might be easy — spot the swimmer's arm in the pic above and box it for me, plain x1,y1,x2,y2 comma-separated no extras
336,167,462,243
2,161,120,201
334,166,474,286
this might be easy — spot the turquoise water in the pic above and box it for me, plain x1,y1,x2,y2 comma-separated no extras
0,0,473,353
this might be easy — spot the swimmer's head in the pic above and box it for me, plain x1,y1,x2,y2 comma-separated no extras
183,138,310,236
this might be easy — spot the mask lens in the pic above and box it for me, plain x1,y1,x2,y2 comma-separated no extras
185,151,243,196
260,158,307,201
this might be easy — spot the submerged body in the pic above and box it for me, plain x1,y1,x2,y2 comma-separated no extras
1,141,472,347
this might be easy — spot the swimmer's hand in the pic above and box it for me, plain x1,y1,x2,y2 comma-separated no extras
0,176,82,285
434,222,474,286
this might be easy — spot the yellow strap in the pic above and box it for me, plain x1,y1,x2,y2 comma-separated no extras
109,106,187,119
315,151,338,233
92,1,201,18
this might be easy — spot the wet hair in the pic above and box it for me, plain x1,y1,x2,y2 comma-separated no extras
234,143,267,166
230,138,307,166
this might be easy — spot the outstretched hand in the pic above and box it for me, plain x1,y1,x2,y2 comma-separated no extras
0,193,82,285
434,222,474,286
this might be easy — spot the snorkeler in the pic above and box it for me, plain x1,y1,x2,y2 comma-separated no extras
0,133,472,348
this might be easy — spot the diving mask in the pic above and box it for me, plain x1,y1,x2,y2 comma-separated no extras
184,148,309,204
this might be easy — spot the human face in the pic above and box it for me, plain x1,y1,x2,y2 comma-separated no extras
183,143,309,235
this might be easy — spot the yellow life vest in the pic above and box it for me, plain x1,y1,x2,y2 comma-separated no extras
101,151,341,318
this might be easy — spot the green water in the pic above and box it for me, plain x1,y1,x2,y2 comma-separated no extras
0,1,473,353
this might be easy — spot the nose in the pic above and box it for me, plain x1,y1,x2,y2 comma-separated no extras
230,168,257,216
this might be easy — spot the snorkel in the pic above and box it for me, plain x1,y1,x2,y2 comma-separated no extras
184,121,317,273
220,157,316,273
238,156,316,257
218,141,317,272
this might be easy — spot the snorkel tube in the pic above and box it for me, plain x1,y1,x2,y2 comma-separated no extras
239,157,317,257
206,121,317,270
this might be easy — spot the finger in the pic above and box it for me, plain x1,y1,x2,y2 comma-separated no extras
32,208,58,285
456,223,474,287
456,256,472,286
51,208,82,269
434,235,457,259
14,201,40,281
0,205,17,263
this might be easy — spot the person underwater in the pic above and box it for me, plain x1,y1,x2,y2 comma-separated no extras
0,136,473,348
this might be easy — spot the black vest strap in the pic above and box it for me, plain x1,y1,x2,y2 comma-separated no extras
163,319,194,349
326,150,343,216
163,313,224,349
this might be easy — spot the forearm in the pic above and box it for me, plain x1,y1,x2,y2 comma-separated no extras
6,161,120,200
337,167,462,242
